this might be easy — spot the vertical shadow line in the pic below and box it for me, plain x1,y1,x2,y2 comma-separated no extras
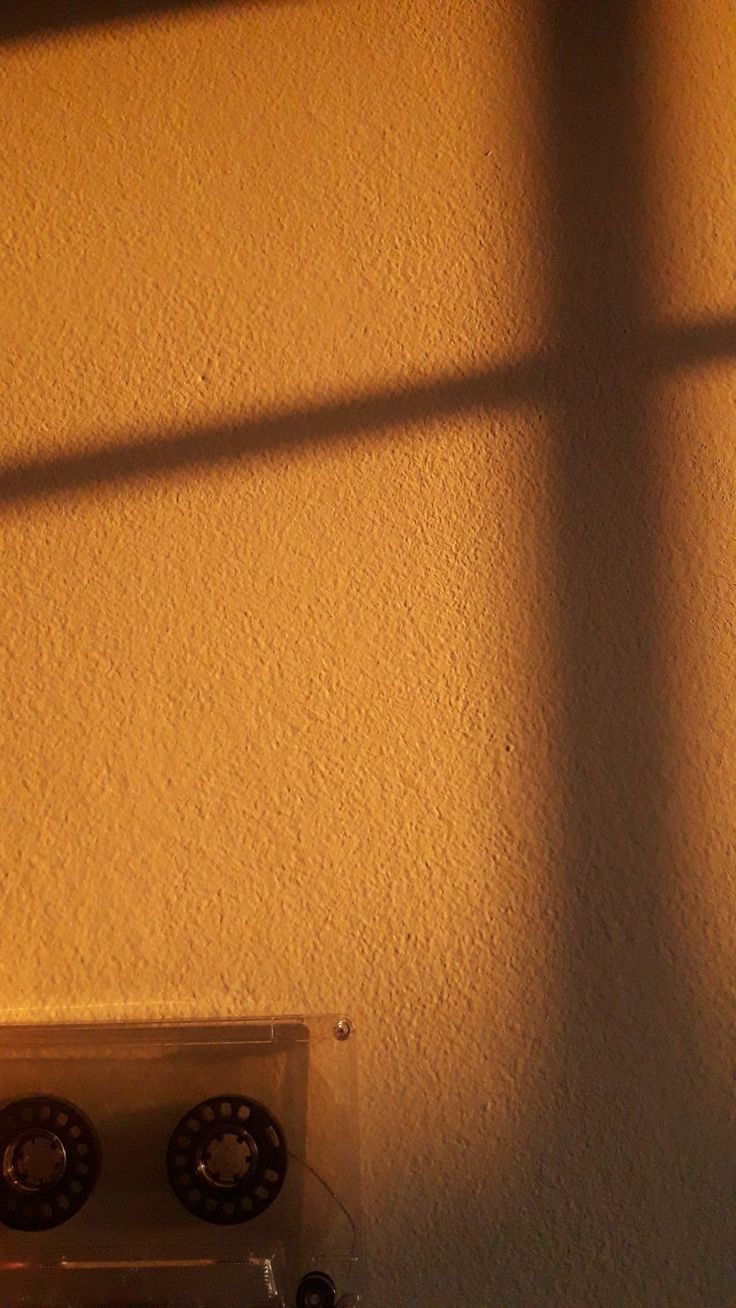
520,2,733,1300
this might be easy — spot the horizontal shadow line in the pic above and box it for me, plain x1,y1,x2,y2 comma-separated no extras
0,0,282,44
0,356,545,507
653,315,736,369
2,314,734,509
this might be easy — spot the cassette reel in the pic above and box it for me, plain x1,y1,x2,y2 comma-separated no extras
0,1016,362,1307
0,1096,101,1232
166,1094,287,1225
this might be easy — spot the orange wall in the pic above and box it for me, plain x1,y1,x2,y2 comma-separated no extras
1,3,734,1302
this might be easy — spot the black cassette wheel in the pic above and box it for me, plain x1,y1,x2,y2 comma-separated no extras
0,1095,101,1231
167,1095,287,1225
296,1271,337,1308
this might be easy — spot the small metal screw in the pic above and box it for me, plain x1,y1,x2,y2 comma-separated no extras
333,1017,353,1042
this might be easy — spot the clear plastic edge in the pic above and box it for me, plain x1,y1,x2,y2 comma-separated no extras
0,1009,356,1046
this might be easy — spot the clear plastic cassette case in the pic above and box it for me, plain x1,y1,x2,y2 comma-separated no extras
0,1015,362,1307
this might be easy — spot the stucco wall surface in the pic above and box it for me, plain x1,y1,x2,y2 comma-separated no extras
1,3,734,1303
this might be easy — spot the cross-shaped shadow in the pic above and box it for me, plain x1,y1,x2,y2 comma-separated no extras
479,4,734,1300
1,1,734,1301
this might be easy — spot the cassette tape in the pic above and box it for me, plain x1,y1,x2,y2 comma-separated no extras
0,1015,362,1307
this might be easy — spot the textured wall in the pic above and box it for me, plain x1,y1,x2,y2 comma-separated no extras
1,2,734,1303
